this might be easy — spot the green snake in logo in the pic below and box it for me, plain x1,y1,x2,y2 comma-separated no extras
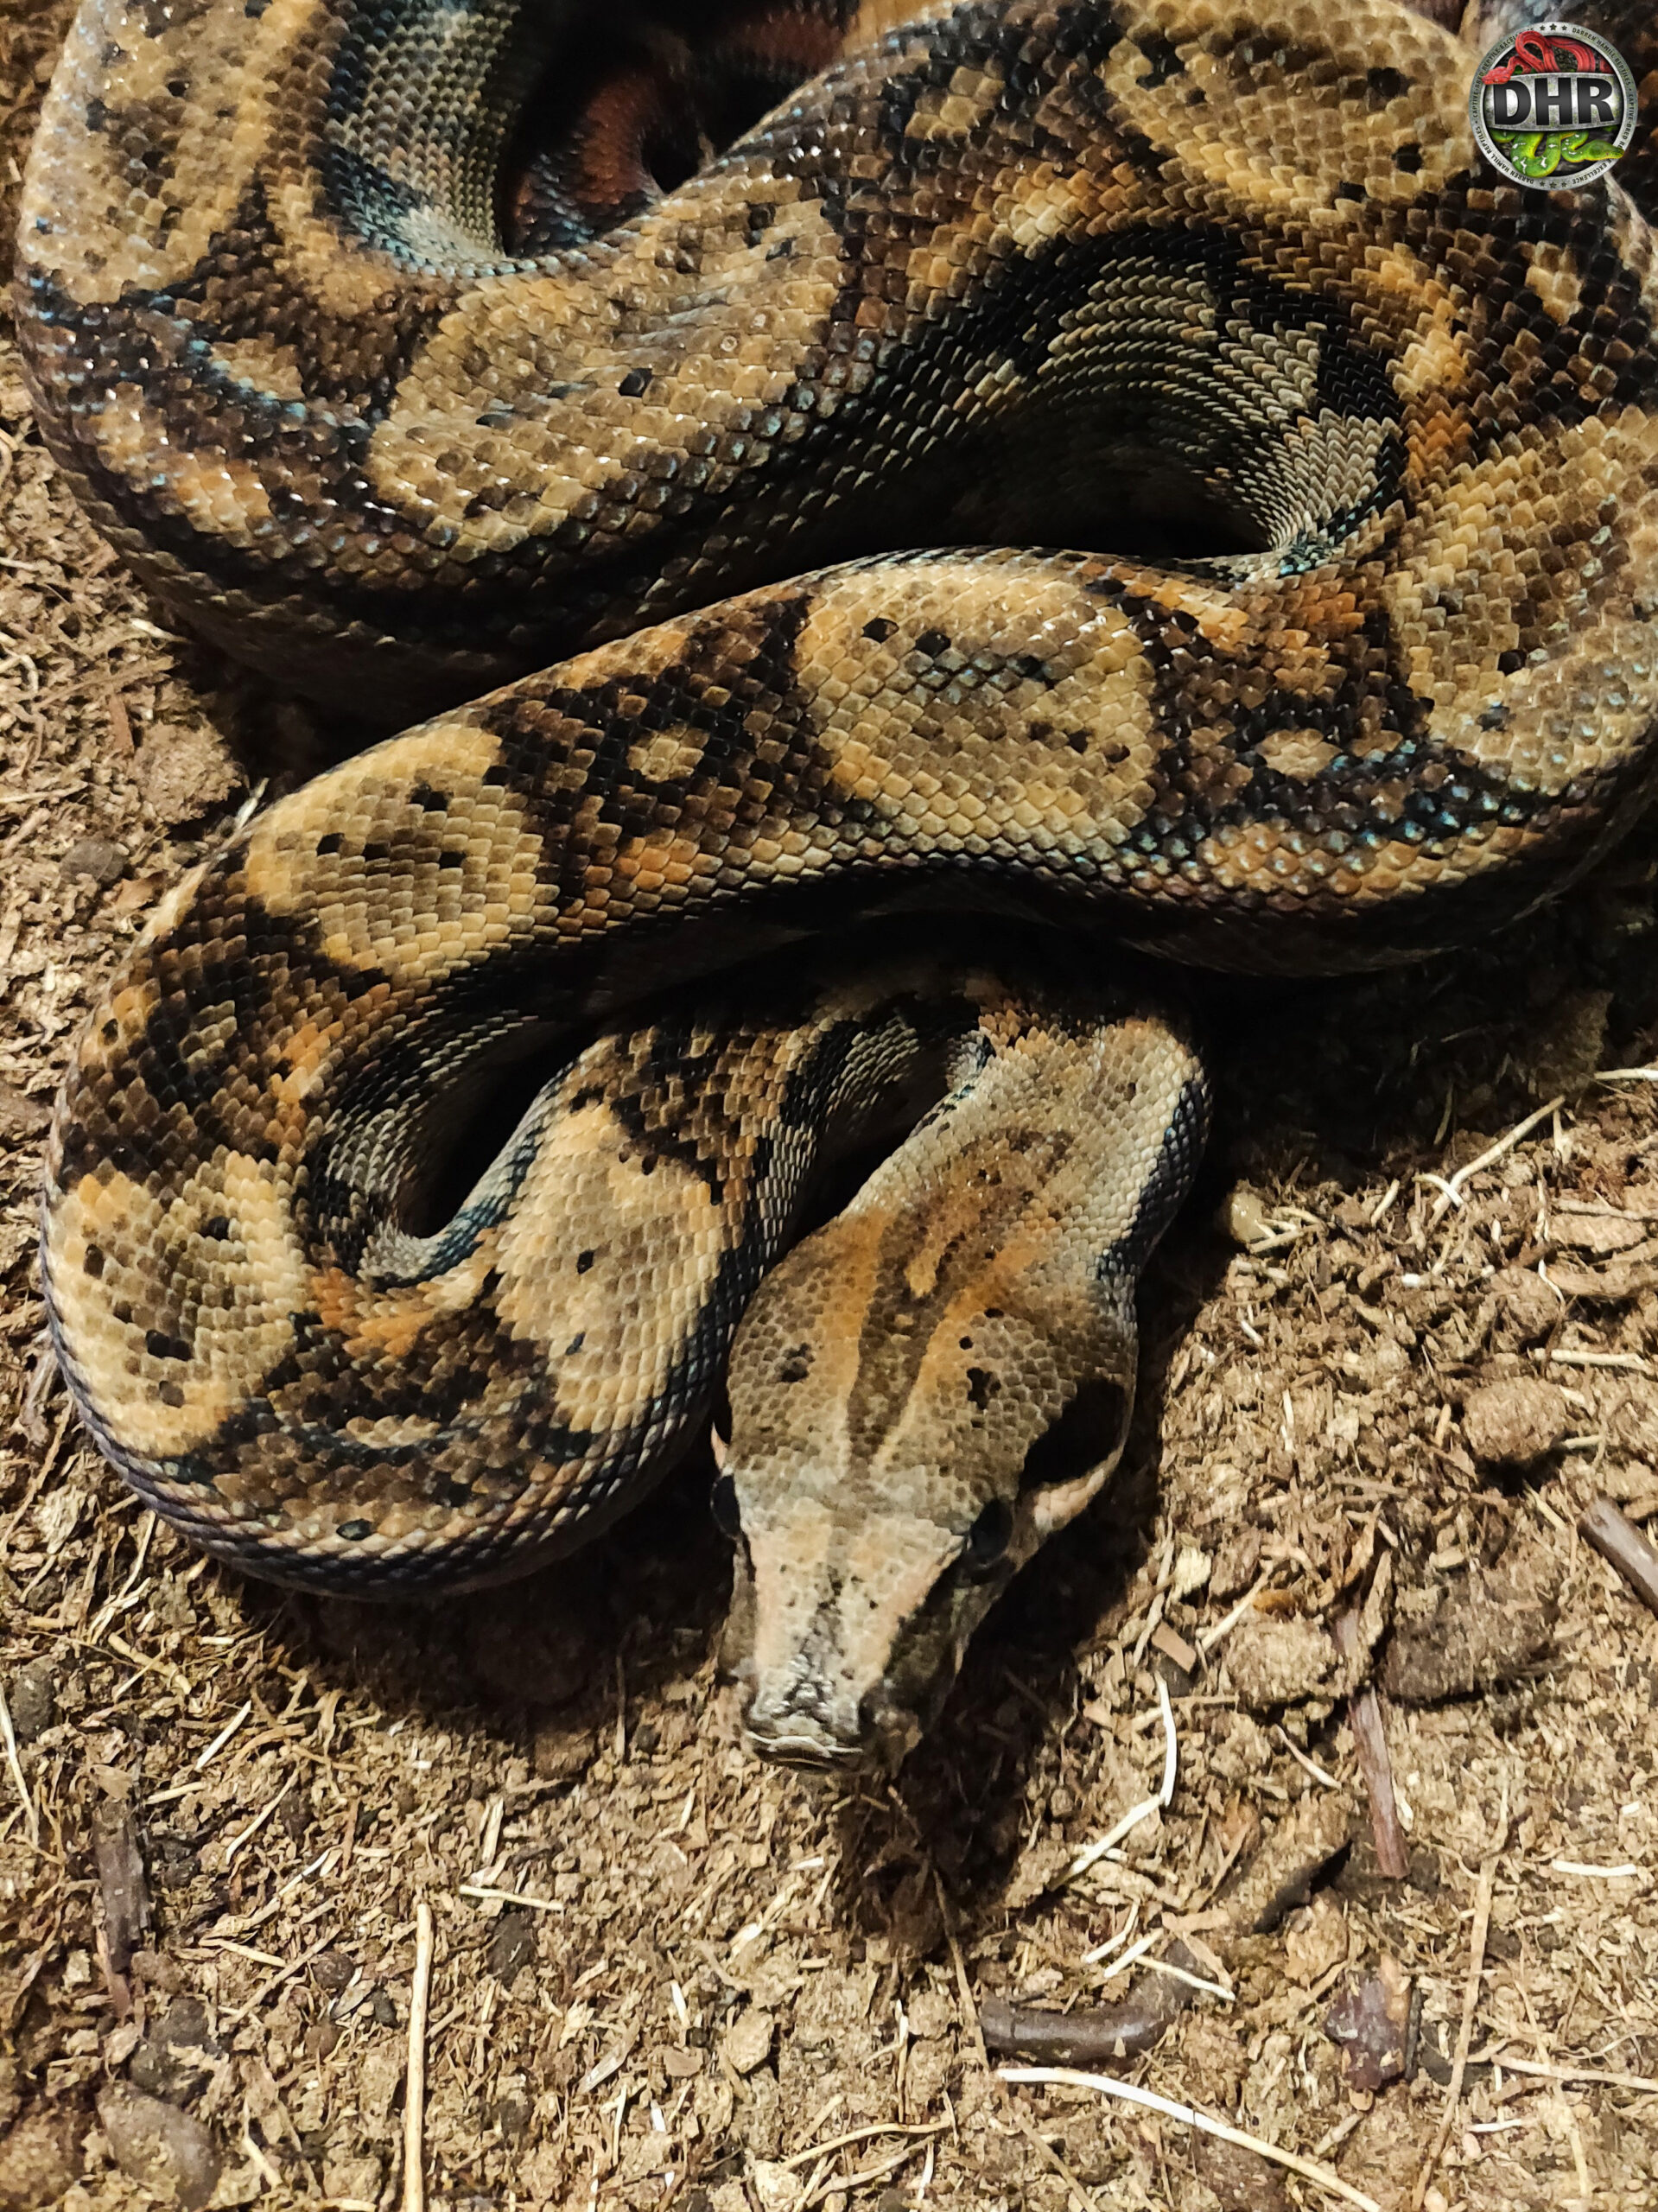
1491,127,1623,178
1477,23,1631,186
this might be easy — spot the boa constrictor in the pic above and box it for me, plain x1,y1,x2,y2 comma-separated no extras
16,0,1658,1765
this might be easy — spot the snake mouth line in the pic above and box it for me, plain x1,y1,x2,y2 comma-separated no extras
740,1729,867,1772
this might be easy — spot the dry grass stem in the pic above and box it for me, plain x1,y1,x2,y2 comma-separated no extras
1422,1096,1566,1225
998,2066,1382,2212
403,1897,435,2212
1411,1851,1497,2210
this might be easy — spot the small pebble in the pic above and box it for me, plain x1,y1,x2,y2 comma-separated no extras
1487,1268,1561,1344
723,2007,775,2076
97,2087,220,2211
1222,1185,1274,1246
1284,1892,1349,1986
60,835,129,884
1325,1955,1410,2091
905,1990,954,2040
5,1659,56,1744
0,1084,51,1143
132,724,241,826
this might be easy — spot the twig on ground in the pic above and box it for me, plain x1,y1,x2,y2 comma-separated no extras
1403,1980,1425,2082
1579,1496,1658,1616
221,1777,295,1866
403,1897,435,2212
220,1934,344,2028
1096,1932,1157,1986
1137,1953,1234,2003
980,1950,1203,2069
457,1884,564,1912
1549,1348,1653,1376
1476,2053,1658,2094
1274,1723,1339,1791
934,1868,993,2087
1410,1852,1496,2210
800,2141,926,2208
999,2066,1380,2212
1333,1611,1408,1879
1197,1570,1274,1652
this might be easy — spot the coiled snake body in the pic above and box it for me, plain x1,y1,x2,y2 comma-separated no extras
17,0,1658,1763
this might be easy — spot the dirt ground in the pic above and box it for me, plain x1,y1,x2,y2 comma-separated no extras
8,6,1658,2209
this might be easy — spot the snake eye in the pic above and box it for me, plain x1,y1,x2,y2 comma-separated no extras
711,1473,742,1540
961,1498,1013,1580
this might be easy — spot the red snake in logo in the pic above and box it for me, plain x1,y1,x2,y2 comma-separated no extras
1483,27,1605,82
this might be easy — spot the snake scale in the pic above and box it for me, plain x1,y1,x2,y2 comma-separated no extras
16,0,1658,1764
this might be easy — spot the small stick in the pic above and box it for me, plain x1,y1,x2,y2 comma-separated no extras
999,2067,1380,2212
403,1898,435,2212
1550,1348,1653,1376
1096,1932,1158,1986
1197,1570,1274,1653
1409,1854,1496,2211
1579,1497,1658,1616
1136,1954,1234,2003
219,1934,342,2027
458,1884,564,1912
1402,1980,1425,2082
1333,1612,1408,1880
981,1950,1199,2069
1274,1724,1339,1791
221,1777,295,1866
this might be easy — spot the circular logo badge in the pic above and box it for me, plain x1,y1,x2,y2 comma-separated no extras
1471,21,1636,189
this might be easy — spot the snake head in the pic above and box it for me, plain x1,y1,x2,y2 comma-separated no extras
713,996,1206,1771
715,1231,1141,1772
